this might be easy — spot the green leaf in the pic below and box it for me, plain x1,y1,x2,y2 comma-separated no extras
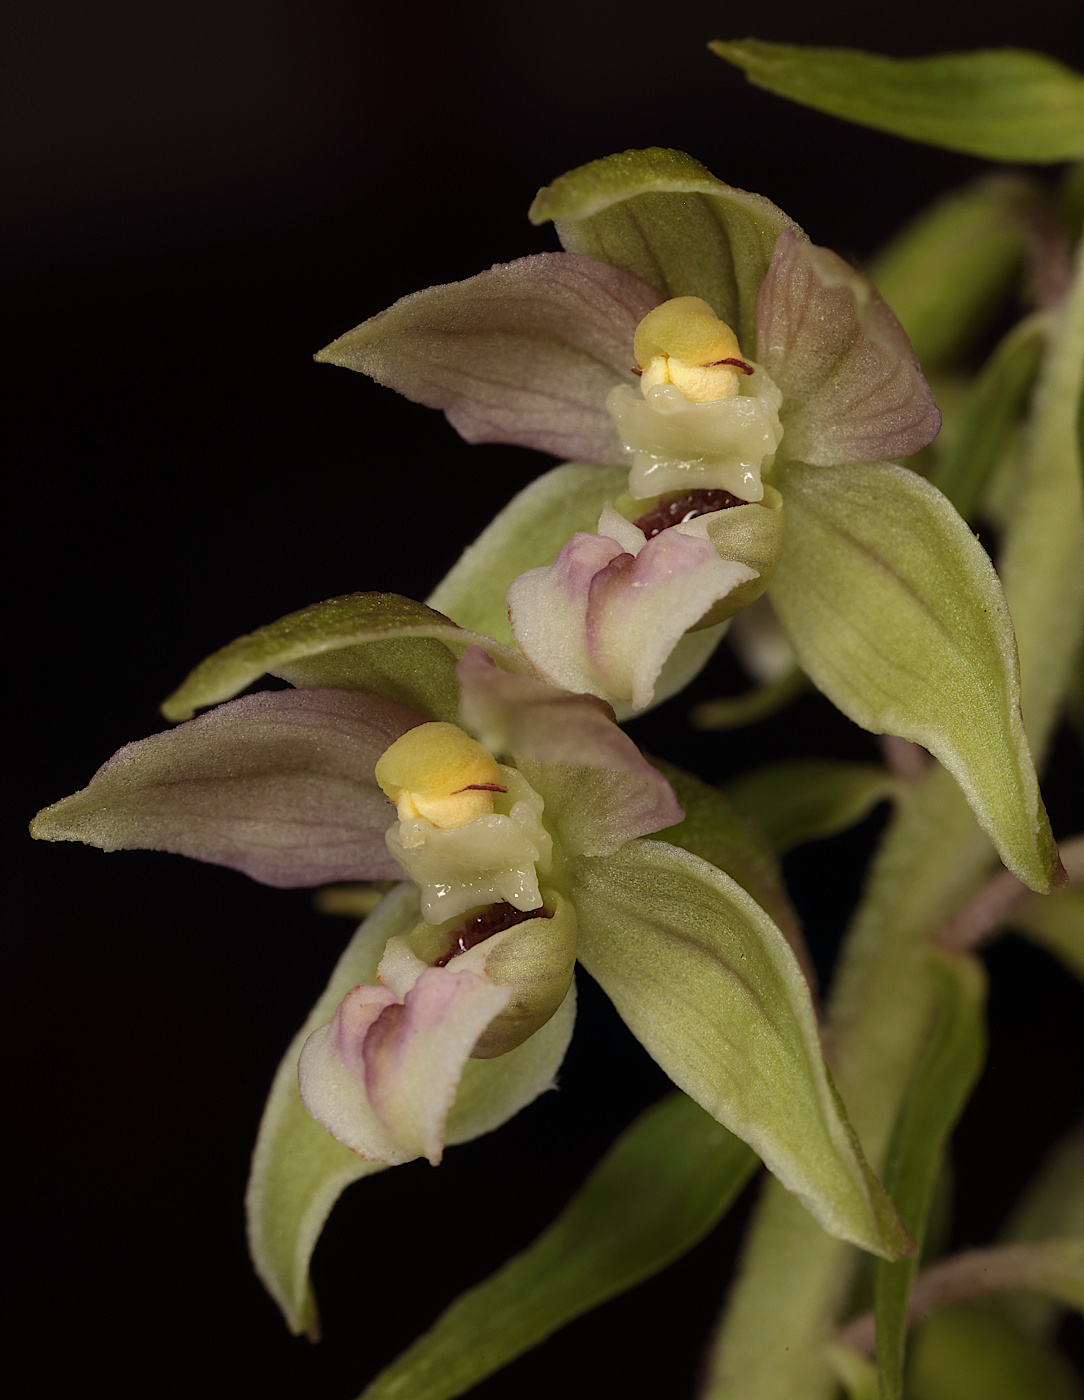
358,1092,757,1400
690,667,809,730
529,147,796,356
648,757,802,961
161,593,529,723
769,459,1060,893
1008,886,1084,984
724,759,902,855
427,461,626,646
998,242,1084,763
931,315,1048,520
869,176,1036,371
572,839,913,1259
246,886,577,1337
908,1305,1084,1400
874,950,987,1400
710,41,1084,162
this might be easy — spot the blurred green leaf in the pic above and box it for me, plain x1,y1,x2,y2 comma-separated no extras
359,1092,757,1400
870,177,1036,372
161,592,528,723
874,950,987,1399
724,759,901,855
770,460,1060,892
573,839,913,1260
998,243,1084,763
1008,886,1084,983
690,667,809,731
908,1305,1083,1400
529,146,795,356
931,315,1048,520
711,42,1084,162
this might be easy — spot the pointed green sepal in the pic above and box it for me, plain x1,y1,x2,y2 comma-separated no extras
769,460,1061,892
161,593,528,722
529,147,796,356
710,41,1084,162
358,1093,757,1400
571,839,913,1259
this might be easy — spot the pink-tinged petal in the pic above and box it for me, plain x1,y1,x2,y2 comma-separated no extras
30,689,424,887
298,967,512,1165
296,981,406,1163
586,530,757,711
505,532,627,696
363,967,513,1164
757,228,941,465
316,253,662,465
456,648,683,855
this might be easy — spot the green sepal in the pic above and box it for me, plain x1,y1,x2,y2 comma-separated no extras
908,1306,1084,1400
724,759,902,855
931,314,1048,520
769,459,1060,893
357,1092,757,1400
246,885,577,1337
690,667,809,731
647,756,800,954
161,593,528,723
529,147,796,356
824,1343,879,1400
710,41,1084,162
427,461,626,646
571,839,913,1259
873,950,987,1400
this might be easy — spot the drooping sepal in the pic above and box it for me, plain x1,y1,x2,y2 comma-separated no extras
572,839,913,1259
769,459,1061,892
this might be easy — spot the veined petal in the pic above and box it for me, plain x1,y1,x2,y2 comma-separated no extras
586,529,755,711
299,963,512,1167
30,689,423,886
315,254,661,465
757,228,941,465
456,648,682,854
506,532,628,697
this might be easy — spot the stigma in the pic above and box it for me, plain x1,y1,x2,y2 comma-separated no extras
633,298,752,403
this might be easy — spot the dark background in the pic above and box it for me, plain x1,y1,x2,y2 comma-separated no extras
7,3,1083,1396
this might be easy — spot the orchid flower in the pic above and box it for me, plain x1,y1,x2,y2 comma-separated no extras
314,148,1061,895
33,590,913,1332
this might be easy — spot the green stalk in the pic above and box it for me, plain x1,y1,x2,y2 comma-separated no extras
702,244,1083,1400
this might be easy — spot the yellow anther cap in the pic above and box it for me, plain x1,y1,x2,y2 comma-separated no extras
633,297,746,402
375,722,504,829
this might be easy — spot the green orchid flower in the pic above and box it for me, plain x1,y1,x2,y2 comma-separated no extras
316,147,1062,895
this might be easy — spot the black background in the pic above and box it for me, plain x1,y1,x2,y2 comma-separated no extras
7,4,1083,1396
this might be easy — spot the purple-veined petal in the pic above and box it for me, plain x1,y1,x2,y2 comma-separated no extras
30,689,424,887
456,648,683,854
586,529,756,711
316,253,662,465
298,962,512,1165
757,228,941,465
